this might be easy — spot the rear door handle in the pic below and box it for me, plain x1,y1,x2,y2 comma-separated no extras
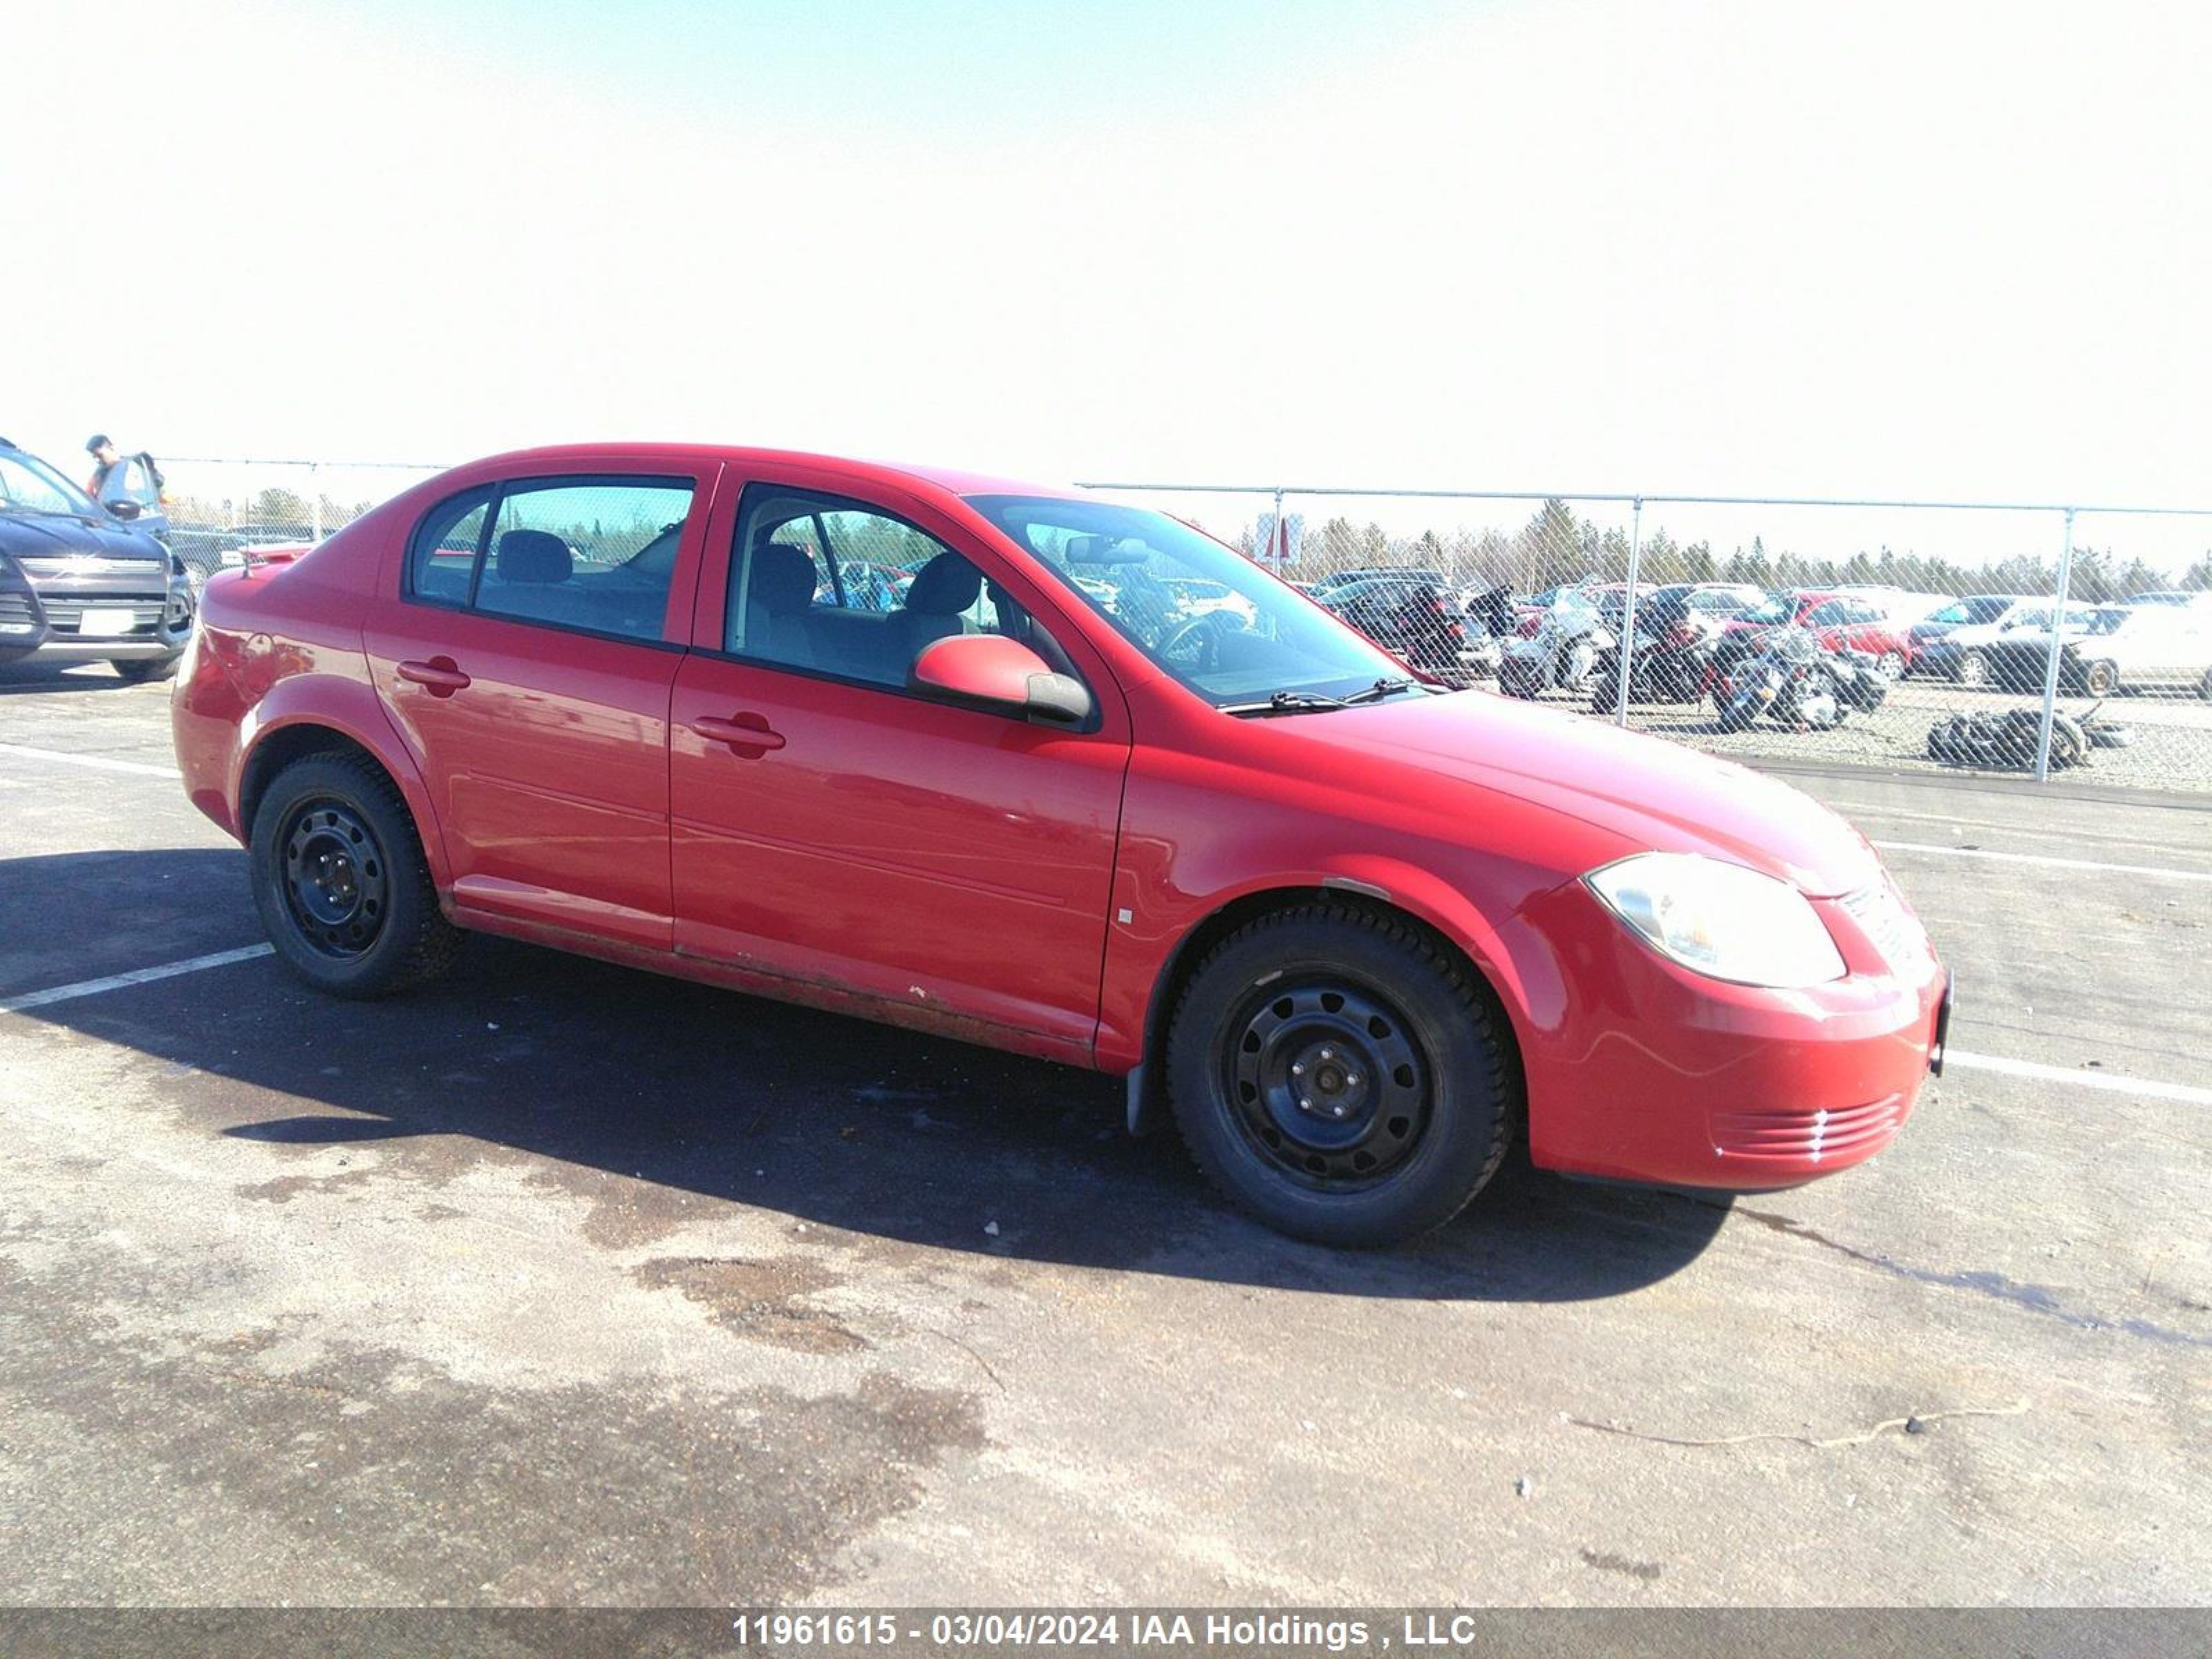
397,657,471,696
691,713,787,754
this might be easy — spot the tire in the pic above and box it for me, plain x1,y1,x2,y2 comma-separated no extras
249,753,462,998
2197,667,2212,704
111,653,181,684
1716,692,1759,733
2081,660,2119,696
1165,903,1516,1248
1956,650,1989,688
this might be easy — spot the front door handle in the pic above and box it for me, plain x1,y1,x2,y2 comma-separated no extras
692,712,787,755
397,657,471,696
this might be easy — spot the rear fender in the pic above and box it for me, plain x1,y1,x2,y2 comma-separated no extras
236,673,452,888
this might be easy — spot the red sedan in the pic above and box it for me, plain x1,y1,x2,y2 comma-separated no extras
174,445,1949,1246
1722,589,1922,677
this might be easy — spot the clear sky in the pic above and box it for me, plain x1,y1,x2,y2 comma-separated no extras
7,0,2209,526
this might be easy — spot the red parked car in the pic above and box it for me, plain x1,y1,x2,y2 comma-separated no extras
1721,589,1921,678
174,445,1949,1246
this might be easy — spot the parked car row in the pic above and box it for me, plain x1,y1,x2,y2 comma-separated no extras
1908,592,2212,697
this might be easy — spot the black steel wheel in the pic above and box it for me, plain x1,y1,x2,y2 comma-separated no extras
250,751,461,997
278,800,391,960
1166,903,1516,1246
1224,980,1432,1189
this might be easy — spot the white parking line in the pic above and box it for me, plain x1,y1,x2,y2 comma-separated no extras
0,945,275,1015
1873,840,2212,882
0,742,182,780
1944,1049,2212,1107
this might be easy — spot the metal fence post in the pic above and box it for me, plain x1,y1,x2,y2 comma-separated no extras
1614,496,1644,727
310,462,323,543
2033,506,2077,782
1271,487,1286,574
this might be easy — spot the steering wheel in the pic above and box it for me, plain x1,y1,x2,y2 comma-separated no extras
1159,610,1245,673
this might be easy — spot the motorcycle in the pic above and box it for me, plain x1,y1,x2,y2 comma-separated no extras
1499,589,1614,699
1714,628,1888,733
1588,614,1724,711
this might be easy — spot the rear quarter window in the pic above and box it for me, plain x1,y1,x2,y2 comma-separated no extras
407,488,495,605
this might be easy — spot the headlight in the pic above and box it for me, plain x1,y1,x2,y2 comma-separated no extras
1585,852,1846,988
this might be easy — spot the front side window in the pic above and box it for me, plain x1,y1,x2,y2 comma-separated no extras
966,495,1411,707
724,486,1075,693
404,476,693,641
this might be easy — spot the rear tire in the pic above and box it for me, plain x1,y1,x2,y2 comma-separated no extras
250,753,461,998
2082,659,2119,696
1165,903,1515,1247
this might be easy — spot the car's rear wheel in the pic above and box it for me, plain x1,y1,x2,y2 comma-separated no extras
1956,650,1989,688
2082,659,2119,696
1875,650,1906,680
250,753,461,998
1165,903,1515,1247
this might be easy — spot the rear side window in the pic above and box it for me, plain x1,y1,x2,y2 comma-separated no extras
404,476,695,642
408,489,493,605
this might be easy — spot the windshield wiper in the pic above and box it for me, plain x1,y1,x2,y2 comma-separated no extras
1220,689,1351,718
1340,676,1422,704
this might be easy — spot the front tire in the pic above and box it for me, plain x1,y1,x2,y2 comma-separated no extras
1165,903,1515,1247
250,753,461,998
2081,659,2119,696
1956,650,1989,688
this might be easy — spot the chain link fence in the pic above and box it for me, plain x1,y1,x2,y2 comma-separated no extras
152,457,445,582
142,458,2212,792
1080,485,2212,794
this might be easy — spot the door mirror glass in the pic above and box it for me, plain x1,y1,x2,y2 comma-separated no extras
910,632,1094,726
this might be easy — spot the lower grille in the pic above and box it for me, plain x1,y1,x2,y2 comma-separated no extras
40,598,168,637
1712,1094,1906,1163
0,591,40,633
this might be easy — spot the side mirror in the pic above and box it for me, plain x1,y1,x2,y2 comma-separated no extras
910,633,1094,727
105,498,142,521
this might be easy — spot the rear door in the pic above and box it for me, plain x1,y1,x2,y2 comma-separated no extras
365,465,716,950
666,469,1130,1060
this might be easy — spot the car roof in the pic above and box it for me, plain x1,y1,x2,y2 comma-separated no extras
462,442,1088,504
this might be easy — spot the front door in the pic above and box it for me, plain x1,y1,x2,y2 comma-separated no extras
365,467,714,950
668,475,1129,1061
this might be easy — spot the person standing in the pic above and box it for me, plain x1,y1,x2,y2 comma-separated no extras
85,434,122,496
84,434,165,507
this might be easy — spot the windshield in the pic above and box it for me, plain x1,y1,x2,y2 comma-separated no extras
1740,592,1800,626
966,495,1415,706
0,450,99,518
1931,597,2011,625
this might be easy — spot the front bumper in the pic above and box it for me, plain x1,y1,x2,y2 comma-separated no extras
1508,879,1947,1191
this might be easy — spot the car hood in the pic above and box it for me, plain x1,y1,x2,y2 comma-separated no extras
1291,691,1884,897
0,510,166,565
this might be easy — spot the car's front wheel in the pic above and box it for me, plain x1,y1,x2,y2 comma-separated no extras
250,753,462,998
1956,650,1989,688
1165,903,1515,1247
